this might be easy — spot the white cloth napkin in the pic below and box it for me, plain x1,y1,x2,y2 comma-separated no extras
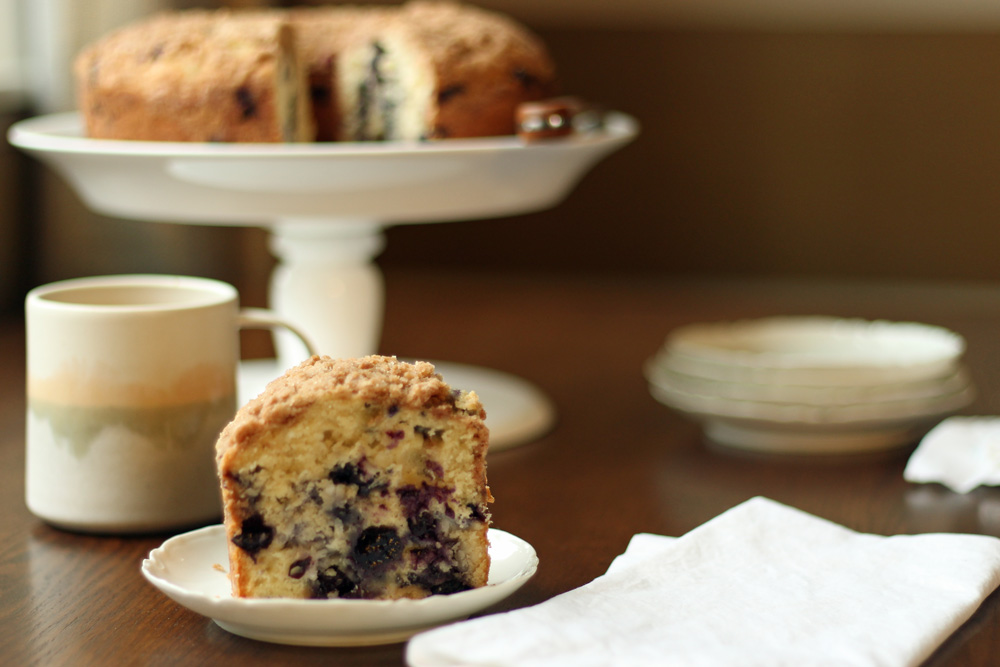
905,416,1000,494
406,496,1000,667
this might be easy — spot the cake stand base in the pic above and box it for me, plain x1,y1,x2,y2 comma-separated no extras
259,220,556,451
10,111,637,452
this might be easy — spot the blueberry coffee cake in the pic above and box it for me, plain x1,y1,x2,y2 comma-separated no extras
215,355,492,599
75,1,556,143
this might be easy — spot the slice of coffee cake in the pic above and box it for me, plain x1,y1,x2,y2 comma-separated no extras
216,355,491,599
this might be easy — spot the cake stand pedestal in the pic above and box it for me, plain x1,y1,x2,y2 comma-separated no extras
10,111,639,450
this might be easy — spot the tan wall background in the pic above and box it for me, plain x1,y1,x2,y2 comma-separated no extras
6,2,1000,313
385,28,1000,281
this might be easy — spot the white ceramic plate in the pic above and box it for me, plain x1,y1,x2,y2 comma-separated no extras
8,111,638,225
648,380,974,454
649,376,974,426
141,526,538,646
664,316,965,386
645,356,972,407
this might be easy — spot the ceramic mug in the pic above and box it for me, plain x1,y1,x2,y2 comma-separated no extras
25,274,313,533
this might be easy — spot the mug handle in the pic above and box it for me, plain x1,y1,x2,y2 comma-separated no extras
238,308,317,360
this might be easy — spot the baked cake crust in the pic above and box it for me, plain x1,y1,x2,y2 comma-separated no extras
75,1,556,143
75,10,314,142
216,355,492,600
218,355,483,448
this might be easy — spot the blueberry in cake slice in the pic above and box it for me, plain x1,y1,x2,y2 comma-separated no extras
215,355,492,599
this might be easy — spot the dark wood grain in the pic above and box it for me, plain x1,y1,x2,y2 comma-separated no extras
3,270,1000,666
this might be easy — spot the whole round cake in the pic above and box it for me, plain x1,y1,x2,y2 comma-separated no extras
74,1,557,143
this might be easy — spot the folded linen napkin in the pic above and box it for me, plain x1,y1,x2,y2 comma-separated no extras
904,416,1000,494
406,496,1000,667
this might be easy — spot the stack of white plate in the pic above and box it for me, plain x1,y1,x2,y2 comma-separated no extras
644,316,974,455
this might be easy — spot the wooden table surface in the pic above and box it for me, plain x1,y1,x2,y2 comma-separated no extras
4,269,1000,666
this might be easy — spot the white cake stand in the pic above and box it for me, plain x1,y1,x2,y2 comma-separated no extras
9,111,638,449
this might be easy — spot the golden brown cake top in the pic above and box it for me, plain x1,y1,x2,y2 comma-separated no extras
74,10,289,96
217,355,484,452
